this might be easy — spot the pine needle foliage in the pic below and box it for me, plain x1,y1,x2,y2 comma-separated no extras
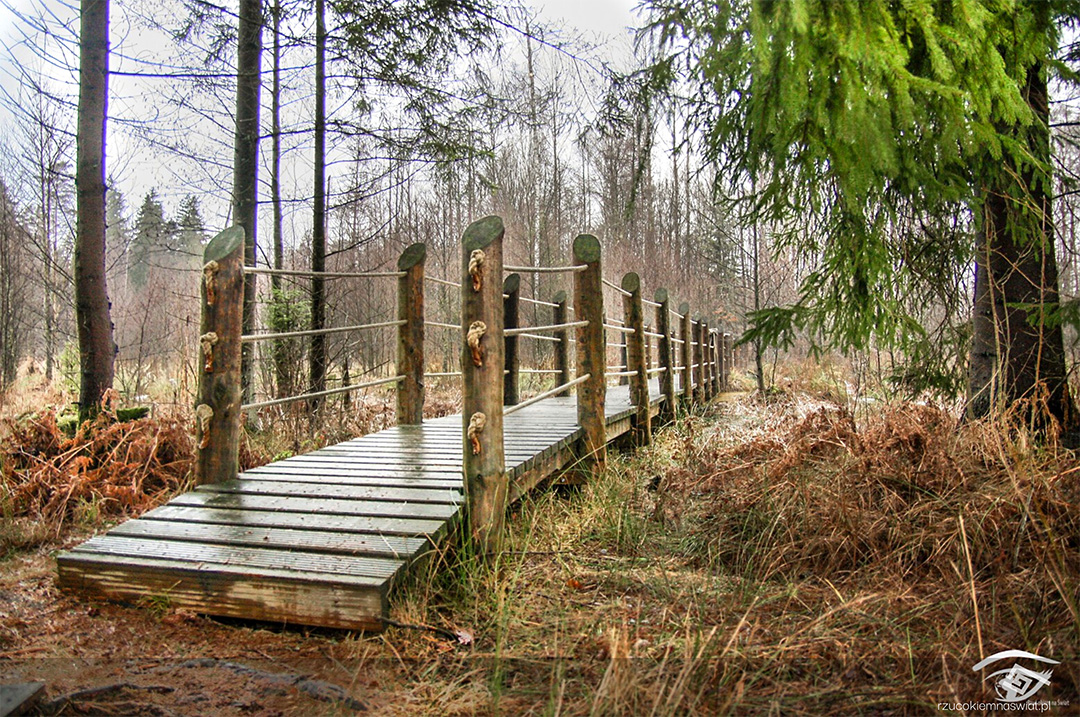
642,0,1080,396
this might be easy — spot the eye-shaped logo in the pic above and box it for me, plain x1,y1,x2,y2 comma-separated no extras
972,650,1060,703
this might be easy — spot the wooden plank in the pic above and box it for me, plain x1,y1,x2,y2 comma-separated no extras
346,431,580,442
195,479,462,505
315,443,559,457
304,451,465,465
240,466,461,489
110,519,428,559
167,491,458,520
56,552,388,632
71,534,404,580
0,683,45,717
246,462,465,479
141,504,445,537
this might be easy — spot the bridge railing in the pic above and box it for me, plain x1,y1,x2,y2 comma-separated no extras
194,219,733,549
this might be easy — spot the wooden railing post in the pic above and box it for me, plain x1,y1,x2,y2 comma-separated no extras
619,331,629,386
196,226,245,486
503,273,520,406
396,243,426,425
717,330,726,394
705,327,714,399
655,289,675,419
699,320,710,401
646,324,655,372
573,234,606,471
622,272,651,446
679,302,692,405
711,331,721,394
693,317,706,404
553,290,570,394
461,216,506,551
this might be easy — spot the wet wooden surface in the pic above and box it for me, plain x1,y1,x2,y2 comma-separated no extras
57,380,681,631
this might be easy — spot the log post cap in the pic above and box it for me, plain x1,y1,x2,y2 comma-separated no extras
572,234,601,263
397,242,427,270
552,290,566,304
654,288,669,304
204,225,245,263
620,272,641,294
678,301,690,315
503,272,521,294
463,215,504,251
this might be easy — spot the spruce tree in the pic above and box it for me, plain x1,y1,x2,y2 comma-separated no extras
644,0,1079,433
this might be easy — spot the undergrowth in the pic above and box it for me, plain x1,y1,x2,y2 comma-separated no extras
371,393,1078,715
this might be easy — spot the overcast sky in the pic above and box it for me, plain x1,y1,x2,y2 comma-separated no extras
0,0,644,226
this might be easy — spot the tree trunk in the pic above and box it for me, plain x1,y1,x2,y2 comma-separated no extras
74,0,115,422
234,0,261,406
271,0,290,399
309,0,327,411
968,32,1076,438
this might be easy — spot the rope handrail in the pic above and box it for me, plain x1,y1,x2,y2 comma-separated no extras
520,368,562,374
505,320,588,337
241,319,405,344
504,373,590,416
606,342,625,349
505,264,588,274
644,331,665,339
671,338,686,345
669,309,685,320
518,296,560,308
606,316,625,326
245,267,403,279
424,371,461,377
605,369,638,378
642,298,662,308
427,276,461,288
647,367,667,374
425,321,460,330
602,278,632,297
606,364,627,371
243,375,403,411
604,323,635,334
519,332,567,343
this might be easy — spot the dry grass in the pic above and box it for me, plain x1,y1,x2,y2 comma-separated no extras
368,394,1078,714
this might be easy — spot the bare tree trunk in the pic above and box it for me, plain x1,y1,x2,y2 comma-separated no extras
234,0,261,405
752,221,765,393
74,0,115,421
309,0,327,410
270,0,289,399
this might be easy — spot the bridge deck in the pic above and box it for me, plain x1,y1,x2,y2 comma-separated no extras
56,381,679,631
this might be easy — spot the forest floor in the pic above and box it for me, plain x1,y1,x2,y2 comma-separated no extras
1,375,1079,715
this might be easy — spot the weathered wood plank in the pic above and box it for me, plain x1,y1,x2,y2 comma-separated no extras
140,505,445,537
167,491,458,520
110,519,427,559
195,480,462,505
240,467,461,489
57,552,389,631
70,534,405,579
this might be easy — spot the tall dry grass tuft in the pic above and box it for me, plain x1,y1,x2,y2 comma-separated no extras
657,395,1079,709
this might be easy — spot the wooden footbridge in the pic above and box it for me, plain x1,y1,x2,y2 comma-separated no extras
57,217,734,631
